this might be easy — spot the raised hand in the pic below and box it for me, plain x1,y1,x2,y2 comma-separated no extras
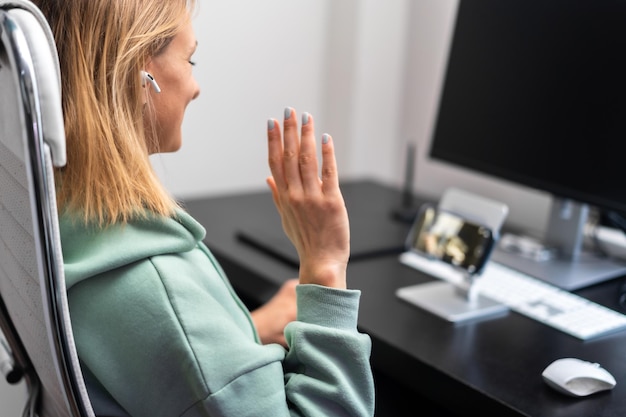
266,108,350,289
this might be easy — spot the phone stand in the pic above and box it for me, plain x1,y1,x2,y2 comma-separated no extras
396,263,507,322
396,188,510,322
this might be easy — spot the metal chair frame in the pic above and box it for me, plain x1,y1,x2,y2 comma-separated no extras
0,1,94,416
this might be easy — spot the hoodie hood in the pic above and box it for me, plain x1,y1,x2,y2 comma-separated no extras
60,209,206,289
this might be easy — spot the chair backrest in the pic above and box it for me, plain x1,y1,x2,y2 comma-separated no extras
0,1,95,416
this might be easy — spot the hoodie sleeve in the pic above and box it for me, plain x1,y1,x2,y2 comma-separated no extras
283,285,375,417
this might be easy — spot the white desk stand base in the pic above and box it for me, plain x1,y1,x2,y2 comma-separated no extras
396,281,508,323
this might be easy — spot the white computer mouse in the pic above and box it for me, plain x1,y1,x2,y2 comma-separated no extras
542,358,617,397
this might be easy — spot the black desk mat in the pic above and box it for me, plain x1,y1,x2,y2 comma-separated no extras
236,210,410,268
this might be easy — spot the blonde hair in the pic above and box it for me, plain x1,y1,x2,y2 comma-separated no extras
34,0,197,227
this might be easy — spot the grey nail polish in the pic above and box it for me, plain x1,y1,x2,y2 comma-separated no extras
322,133,330,144
284,107,292,120
267,119,275,130
302,112,310,125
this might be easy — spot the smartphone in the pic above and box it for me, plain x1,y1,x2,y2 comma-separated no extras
406,204,495,275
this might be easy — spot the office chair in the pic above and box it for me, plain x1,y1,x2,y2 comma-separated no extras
0,1,95,416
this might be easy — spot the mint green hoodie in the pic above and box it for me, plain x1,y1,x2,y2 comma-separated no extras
60,209,374,417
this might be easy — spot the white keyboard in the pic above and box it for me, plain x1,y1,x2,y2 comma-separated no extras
399,252,626,340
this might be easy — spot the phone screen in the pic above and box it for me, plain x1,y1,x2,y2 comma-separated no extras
408,205,495,274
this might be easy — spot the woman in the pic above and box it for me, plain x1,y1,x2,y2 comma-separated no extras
32,0,375,416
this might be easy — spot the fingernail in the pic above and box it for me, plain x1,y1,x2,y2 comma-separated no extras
302,112,310,125
267,119,275,130
322,133,330,144
284,107,292,120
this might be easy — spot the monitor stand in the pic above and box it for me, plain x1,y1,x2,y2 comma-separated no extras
495,198,626,291
491,248,626,291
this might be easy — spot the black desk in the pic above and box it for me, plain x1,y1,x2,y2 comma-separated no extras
182,179,626,417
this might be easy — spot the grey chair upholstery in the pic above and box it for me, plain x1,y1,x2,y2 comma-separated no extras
0,1,95,416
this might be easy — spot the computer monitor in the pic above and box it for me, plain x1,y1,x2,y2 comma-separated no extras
427,0,626,290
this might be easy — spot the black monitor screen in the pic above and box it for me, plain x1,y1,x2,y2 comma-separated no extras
429,0,626,215
428,0,626,290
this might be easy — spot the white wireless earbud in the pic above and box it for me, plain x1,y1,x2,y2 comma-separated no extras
140,70,161,93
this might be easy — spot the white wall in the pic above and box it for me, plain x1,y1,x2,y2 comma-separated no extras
152,0,553,237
